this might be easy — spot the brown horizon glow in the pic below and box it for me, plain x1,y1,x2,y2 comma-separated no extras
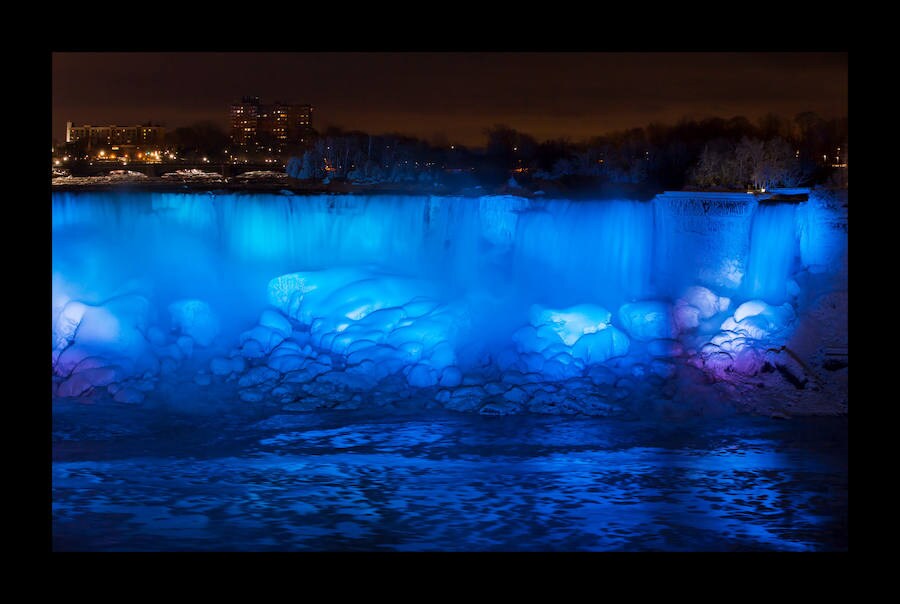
52,52,848,147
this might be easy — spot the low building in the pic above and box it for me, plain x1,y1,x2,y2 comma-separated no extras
66,122,166,151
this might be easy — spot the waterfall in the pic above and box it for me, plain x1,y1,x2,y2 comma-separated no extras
52,189,846,412
512,199,655,311
744,203,799,304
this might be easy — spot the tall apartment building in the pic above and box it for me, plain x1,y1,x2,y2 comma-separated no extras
229,97,313,152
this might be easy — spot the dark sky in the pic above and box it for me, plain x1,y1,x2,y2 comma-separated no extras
52,52,847,146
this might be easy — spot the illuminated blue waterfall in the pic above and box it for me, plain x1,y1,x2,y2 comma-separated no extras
51,189,846,412
744,203,799,304
52,193,657,341
512,199,655,311
52,188,849,552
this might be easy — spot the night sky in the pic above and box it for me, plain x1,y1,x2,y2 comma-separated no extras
52,52,847,147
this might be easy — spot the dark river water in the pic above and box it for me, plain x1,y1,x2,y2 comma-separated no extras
52,402,847,551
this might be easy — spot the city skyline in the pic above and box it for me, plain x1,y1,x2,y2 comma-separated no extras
52,52,847,147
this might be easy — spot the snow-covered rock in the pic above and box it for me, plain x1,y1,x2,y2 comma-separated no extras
258,309,293,337
210,356,244,376
618,301,675,341
733,347,764,376
439,366,463,388
53,295,155,379
529,303,612,346
513,303,629,375
569,328,630,364
406,364,438,388
169,299,218,347
673,303,701,332
240,325,286,355
52,300,88,359
679,286,730,319
265,268,466,380
720,300,796,340
238,366,280,388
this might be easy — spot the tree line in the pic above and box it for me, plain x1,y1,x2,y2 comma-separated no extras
285,112,847,190
59,112,847,190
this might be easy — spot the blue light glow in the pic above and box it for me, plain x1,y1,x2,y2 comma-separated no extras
51,190,847,414
52,189,848,551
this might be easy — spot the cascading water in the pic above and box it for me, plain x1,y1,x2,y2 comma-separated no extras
51,189,847,416
512,199,655,311
744,203,800,304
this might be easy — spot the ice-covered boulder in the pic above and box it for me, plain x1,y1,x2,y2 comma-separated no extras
733,300,768,323
528,304,612,346
439,366,463,387
52,300,89,360
406,364,438,388
673,286,730,333
57,365,124,397
720,300,796,340
238,366,280,388
703,351,734,377
240,325,286,356
673,303,701,332
210,356,245,376
733,347,764,376
618,301,675,341
265,268,468,388
587,365,617,386
569,328,630,364
168,299,218,347
80,295,150,350
513,303,629,372
694,300,798,378
679,286,730,319
258,309,293,337
53,295,156,379
268,268,436,326
266,354,310,374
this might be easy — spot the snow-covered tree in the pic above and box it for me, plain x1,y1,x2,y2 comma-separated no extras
286,150,325,180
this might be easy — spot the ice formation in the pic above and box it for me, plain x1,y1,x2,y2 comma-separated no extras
51,190,848,415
